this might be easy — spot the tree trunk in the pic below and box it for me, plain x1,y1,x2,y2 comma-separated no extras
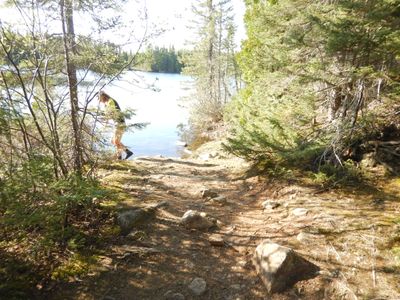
60,0,83,175
207,0,216,112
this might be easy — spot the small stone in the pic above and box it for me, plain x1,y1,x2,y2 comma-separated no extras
208,234,225,246
206,196,227,206
188,277,207,296
226,225,236,234
201,189,219,199
262,200,280,210
291,208,309,216
164,290,185,300
181,210,217,230
230,284,241,290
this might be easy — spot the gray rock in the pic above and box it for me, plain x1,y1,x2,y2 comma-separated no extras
181,210,217,230
117,201,168,235
291,208,309,216
252,241,319,294
117,207,155,235
188,277,207,296
262,200,280,210
201,189,219,199
164,290,185,300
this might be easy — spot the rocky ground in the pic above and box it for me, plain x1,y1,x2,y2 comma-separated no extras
47,145,400,300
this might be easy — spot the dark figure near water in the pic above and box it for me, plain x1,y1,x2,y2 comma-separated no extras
98,90,133,160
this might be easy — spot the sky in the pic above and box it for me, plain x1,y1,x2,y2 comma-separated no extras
142,0,246,49
0,0,246,50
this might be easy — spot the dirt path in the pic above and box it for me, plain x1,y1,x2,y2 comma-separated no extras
48,155,400,300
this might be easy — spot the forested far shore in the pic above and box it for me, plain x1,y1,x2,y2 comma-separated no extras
128,46,184,74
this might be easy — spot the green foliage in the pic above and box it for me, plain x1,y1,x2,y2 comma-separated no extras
0,155,108,251
0,0,144,296
75,37,127,75
0,154,112,297
51,254,97,281
225,0,400,169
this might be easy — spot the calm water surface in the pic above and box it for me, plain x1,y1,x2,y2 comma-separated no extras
100,71,192,157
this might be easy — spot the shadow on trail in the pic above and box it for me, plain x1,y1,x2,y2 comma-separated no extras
44,158,272,299
44,214,268,299
0,248,43,300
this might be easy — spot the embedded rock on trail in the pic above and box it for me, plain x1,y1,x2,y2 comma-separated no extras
253,241,319,294
200,188,219,199
291,208,309,216
117,201,168,235
163,290,185,300
188,277,207,296
208,234,225,246
206,195,228,206
262,200,280,210
181,210,217,230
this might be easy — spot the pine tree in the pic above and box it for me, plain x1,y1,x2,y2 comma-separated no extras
182,0,238,133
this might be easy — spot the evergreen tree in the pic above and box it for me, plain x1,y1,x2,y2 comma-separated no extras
182,0,238,133
225,0,400,167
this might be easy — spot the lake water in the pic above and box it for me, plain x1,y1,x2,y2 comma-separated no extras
99,71,192,157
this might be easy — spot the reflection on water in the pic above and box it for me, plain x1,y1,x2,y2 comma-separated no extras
100,71,192,157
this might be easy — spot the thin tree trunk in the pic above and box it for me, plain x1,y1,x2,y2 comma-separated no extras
60,0,83,175
207,0,215,112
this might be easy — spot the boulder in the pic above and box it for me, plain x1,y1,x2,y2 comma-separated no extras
253,241,319,294
188,277,207,296
181,210,217,230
